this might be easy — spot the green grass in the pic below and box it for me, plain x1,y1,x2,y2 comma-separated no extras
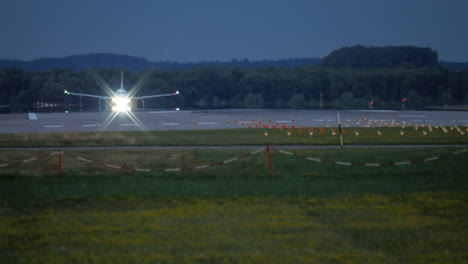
1,194,467,264
1,125,467,147
1,146,468,263
0,147,467,205
428,104,468,111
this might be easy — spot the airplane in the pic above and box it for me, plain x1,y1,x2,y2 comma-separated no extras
64,71,179,112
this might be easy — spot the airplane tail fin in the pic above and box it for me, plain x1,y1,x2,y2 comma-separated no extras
121,71,123,90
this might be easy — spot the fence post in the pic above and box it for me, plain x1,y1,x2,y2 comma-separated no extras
57,149,62,174
265,145,273,174
337,112,344,149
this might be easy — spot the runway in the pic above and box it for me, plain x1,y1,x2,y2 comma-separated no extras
1,109,467,134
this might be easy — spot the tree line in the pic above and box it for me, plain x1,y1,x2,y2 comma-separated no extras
0,53,321,72
1,65,467,113
319,45,439,69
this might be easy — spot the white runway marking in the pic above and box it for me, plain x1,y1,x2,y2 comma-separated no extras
162,123,179,125
311,119,335,122
399,115,429,117
1,109,465,134
149,111,184,114
352,110,397,112
28,113,38,120
198,122,217,125
120,123,139,126
410,120,433,123
237,121,256,124
369,119,392,122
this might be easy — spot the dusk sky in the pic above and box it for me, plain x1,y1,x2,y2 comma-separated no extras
1,0,468,62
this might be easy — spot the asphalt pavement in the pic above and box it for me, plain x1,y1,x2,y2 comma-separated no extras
1,109,467,134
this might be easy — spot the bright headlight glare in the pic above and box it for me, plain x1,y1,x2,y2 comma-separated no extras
112,97,131,112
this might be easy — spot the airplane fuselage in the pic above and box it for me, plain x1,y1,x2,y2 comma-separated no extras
111,89,131,112
64,71,179,112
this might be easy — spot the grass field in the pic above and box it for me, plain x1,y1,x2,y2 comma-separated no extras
0,125,467,147
428,105,468,111
1,129,468,263
1,194,466,264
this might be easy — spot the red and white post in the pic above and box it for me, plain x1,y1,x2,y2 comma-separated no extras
265,145,273,174
57,149,63,174
337,113,344,149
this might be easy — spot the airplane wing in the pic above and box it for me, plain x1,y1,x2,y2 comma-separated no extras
133,91,179,100
64,90,111,99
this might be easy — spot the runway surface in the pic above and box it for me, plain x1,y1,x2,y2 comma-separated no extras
1,109,467,134
1,145,466,151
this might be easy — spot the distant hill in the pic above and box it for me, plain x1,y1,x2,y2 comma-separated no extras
0,54,152,72
159,58,321,70
439,61,468,71
1,52,466,72
0,53,320,72
319,45,439,69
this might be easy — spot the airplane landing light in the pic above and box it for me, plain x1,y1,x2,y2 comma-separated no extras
112,97,131,112
64,71,179,112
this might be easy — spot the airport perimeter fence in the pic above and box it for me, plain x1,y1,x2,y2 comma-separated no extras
1,146,467,175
